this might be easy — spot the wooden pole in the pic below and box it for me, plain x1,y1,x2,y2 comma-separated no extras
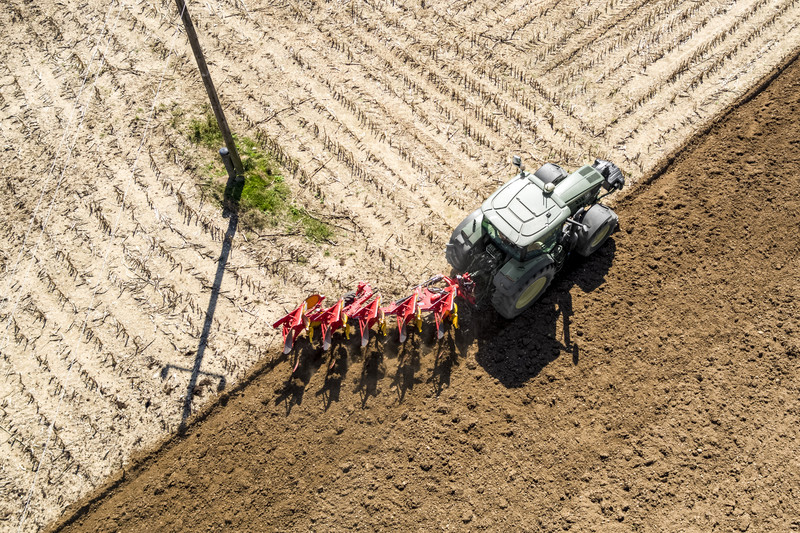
174,0,244,178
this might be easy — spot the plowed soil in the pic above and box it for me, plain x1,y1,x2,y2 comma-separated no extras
50,52,800,532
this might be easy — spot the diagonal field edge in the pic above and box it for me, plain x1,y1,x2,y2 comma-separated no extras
43,40,800,533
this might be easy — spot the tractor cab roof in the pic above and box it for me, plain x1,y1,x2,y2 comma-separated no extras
480,165,604,249
481,172,569,249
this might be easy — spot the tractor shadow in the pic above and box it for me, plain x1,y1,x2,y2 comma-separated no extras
467,240,617,388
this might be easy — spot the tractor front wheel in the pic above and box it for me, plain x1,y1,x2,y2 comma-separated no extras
491,264,555,319
575,204,619,257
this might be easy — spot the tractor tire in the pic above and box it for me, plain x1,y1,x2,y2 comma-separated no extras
575,204,618,257
491,264,555,319
446,208,483,272
342,291,356,305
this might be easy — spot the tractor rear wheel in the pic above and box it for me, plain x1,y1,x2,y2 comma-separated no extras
492,264,555,319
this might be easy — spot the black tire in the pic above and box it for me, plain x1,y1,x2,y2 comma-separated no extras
342,291,356,306
575,204,618,257
446,208,483,272
491,264,555,319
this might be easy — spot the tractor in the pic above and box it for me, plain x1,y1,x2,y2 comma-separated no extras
445,156,625,319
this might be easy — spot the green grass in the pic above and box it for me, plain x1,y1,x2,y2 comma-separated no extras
187,112,332,243
289,206,334,242
189,112,223,149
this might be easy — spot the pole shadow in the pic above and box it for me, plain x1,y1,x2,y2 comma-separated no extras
178,159,244,433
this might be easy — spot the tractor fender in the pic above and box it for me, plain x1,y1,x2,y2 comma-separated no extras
445,208,485,272
492,254,554,295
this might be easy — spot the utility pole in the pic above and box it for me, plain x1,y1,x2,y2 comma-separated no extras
174,0,244,179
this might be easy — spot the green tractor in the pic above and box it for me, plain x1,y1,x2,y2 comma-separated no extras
446,156,625,319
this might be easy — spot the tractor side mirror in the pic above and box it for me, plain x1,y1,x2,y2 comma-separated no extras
512,155,525,172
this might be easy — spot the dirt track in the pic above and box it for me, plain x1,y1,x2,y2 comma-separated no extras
50,52,800,531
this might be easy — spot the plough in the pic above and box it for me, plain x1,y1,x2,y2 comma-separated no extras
273,274,475,368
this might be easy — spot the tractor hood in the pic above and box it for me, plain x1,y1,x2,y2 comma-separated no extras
481,172,570,248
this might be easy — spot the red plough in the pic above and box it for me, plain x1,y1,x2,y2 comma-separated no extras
378,274,475,342
348,291,384,347
380,286,423,343
416,274,475,339
307,282,377,351
305,298,344,352
272,274,475,368
271,294,325,355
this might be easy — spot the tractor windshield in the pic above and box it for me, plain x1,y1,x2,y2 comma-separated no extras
483,219,553,262
483,219,524,261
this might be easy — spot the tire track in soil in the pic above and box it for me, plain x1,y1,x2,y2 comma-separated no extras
51,46,800,532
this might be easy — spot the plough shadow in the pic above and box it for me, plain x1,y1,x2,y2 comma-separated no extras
390,337,424,404
314,342,350,410
468,240,617,388
358,341,389,407
314,326,433,408
274,340,326,415
360,323,459,405
429,333,458,396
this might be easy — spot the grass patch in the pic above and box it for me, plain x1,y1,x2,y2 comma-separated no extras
289,206,334,242
189,111,223,149
188,112,332,243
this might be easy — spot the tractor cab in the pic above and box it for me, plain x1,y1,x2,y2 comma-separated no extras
480,170,571,262
481,214,558,262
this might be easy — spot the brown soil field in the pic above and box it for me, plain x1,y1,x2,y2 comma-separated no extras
3,0,800,530
50,49,800,532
